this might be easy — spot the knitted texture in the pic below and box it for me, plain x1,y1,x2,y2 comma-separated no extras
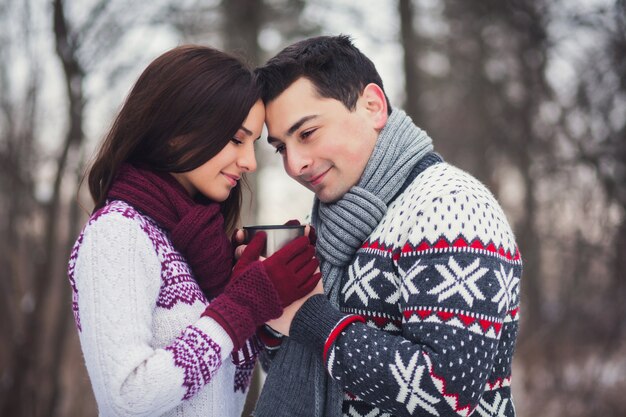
68,200,252,416
255,341,320,417
261,236,321,306
327,162,521,416
255,109,434,417
203,261,283,350
290,295,365,360
314,109,434,303
203,232,319,350
256,111,521,417
108,164,232,295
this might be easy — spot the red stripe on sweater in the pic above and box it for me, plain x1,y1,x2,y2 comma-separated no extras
323,315,366,362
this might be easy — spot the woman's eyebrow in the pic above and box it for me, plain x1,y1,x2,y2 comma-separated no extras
239,126,253,136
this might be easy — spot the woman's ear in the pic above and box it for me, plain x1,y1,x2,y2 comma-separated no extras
361,83,389,131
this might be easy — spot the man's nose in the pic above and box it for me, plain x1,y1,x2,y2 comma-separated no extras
285,146,311,177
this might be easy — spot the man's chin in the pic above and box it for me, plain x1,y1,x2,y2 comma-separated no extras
315,188,342,204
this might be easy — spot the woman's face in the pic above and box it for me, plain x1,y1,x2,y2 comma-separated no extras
172,100,265,201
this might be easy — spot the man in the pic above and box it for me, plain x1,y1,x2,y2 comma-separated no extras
253,35,522,417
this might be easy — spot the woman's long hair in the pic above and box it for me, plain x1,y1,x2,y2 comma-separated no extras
88,45,260,232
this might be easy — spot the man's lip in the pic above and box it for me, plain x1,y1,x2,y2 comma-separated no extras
306,168,330,186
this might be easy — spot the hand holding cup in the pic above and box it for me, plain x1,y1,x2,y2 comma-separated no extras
232,227,321,307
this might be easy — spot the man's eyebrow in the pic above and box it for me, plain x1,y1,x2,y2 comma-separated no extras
287,115,318,136
267,115,319,145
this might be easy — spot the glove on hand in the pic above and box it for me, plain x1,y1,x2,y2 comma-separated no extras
262,235,321,307
202,258,282,351
232,231,266,277
284,219,317,245
203,232,320,350
234,230,320,306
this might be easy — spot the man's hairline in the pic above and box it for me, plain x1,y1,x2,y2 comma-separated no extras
262,75,361,111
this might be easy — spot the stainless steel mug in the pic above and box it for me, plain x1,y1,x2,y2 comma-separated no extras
243,224,306,257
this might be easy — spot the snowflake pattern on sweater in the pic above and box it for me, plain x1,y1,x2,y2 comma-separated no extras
327,163,521,417
68,200,250,417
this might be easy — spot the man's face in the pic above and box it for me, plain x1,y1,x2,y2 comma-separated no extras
266,78,381,203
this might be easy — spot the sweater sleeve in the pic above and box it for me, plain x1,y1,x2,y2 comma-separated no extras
73,213,234,416
256,325,285,372
290,190,522,417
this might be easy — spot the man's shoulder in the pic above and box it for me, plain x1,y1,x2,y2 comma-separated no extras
395,161,495,208
370,161,518,253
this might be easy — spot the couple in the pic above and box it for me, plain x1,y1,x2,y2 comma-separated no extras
69,35,522,417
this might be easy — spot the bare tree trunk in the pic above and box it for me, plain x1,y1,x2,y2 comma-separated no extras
0,2,42,414
35,1,87,416
515,150,542,334
399,0,421,122
613,220,626,336
501,0,550,340
220,3,265,415
222,0,262,64
4,0,89,415
221,0,264,230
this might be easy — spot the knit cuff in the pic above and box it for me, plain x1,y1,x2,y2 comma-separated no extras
290,295,365,361
202,296,254,351
257,325,284,351
202,262,283,351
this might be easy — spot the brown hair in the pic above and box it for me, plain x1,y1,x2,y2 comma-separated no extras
88,45,259,232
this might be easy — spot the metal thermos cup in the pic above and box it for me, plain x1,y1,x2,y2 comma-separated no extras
243,224,306,257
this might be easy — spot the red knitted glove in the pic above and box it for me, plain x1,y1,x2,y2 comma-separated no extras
234,230,319,296
284,219,317,245
234,230,321,306
232,231,266,277
202,261,282,351
262,236,321,307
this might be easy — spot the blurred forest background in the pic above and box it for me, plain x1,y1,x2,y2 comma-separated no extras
1,0,625,416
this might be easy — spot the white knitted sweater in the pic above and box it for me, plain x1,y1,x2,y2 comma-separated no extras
68,200,250,417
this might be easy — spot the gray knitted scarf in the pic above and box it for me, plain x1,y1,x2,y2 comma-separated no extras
254,109,433,417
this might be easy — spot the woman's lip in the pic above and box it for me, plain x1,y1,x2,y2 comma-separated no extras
222,173,239,186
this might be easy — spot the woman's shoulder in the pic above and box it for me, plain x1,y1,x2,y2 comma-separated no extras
73,200,166,260
88,199,145,226
83,199,166,237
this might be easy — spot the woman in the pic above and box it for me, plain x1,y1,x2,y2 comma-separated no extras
68,45,320,417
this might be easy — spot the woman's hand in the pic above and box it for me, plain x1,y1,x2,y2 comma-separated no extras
233,229,248,260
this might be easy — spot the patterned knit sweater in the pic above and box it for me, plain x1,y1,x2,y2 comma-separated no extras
284,162,522,417
68,200,252,417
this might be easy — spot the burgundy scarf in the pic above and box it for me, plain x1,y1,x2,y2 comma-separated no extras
107,164,233,297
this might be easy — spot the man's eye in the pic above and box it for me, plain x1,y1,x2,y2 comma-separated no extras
301,129,315,139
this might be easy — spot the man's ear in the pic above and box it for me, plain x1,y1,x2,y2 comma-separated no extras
361,83,388,131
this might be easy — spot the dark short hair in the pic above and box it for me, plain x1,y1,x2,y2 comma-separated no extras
88,45,259,232
255,35,391,114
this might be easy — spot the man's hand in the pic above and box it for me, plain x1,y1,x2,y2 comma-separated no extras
266,279,324,336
